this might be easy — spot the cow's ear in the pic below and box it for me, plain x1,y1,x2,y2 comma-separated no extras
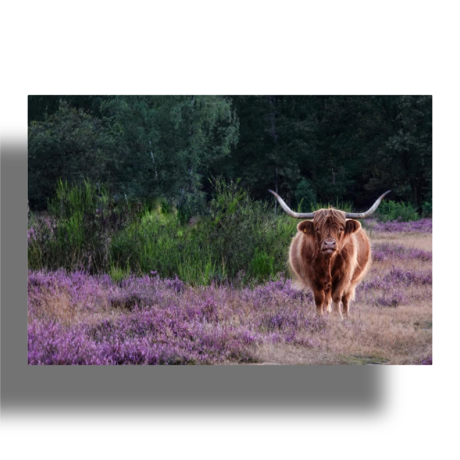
345,219,361,234
297,220,315,235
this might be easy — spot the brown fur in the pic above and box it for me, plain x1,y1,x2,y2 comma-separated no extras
289,208,371,318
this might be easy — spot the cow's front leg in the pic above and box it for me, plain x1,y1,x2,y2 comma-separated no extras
313,290,326,317
341,289,355,318
331,290,344,320
324,294,332,313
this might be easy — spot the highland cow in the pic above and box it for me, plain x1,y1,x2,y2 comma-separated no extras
269,190,391,318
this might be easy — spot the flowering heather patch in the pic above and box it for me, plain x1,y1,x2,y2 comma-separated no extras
369,218,432,233
28,232,432,365
360,267,432,291
372,243,432,262
28,270,325,364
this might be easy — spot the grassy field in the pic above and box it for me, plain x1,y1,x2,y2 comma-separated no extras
28,223,432,365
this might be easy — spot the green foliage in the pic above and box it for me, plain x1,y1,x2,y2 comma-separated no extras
377,200,419,222
28,101,117,210
27,95,433,284
207,177,268,279
250,248,275,280
295,179,316,212
29,176,432,286
28,96,432,215
29,179,300,285
422,200,432,218
215,95,431,209
312,200,353,213
109,177,296,284
109,263,131,283
99,96,238,214
109,203,215,284
28,180,136,273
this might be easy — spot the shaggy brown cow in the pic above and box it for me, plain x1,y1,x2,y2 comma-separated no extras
269,190,391,318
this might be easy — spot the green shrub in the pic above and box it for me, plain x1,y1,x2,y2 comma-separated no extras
377,200,419,222
422,201,432,218
109,263,131,283
29,178,299,285
250,248,275,279
295,179,316,212
28,180,136,273
109,177,297,285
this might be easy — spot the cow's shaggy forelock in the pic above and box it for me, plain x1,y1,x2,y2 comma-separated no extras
313,209,347,233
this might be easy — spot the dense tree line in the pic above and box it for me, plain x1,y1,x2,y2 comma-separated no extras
28,95,432,214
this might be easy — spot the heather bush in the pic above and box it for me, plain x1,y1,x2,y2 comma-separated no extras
28,238,432,365
28,270,325,364
372,243,432,262
370,218,432,233
28,246,432,364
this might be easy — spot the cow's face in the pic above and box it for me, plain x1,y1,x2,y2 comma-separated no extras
297,209,361,258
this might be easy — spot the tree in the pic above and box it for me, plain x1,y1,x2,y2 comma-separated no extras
28,101,117,210
101,96,239,216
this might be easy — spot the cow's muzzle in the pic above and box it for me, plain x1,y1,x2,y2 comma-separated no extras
321,238,337,256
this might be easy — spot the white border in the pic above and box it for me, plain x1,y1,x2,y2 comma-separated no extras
2,1,457,459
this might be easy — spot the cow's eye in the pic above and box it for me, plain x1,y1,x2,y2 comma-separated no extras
339,227,344,232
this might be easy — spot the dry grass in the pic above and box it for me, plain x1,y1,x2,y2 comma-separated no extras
28,286,121,328
371,231,432,251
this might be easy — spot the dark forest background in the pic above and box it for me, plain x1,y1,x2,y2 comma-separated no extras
28,96,432,215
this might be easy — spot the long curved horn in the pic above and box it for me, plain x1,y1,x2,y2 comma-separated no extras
268,190,314,219
345,191,391,218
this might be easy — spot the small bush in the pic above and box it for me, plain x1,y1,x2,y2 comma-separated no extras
422,201,432,218
109,263,131,284
28,180,136,273
250,248,275,280
377,200,419,222
295,179,316,212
